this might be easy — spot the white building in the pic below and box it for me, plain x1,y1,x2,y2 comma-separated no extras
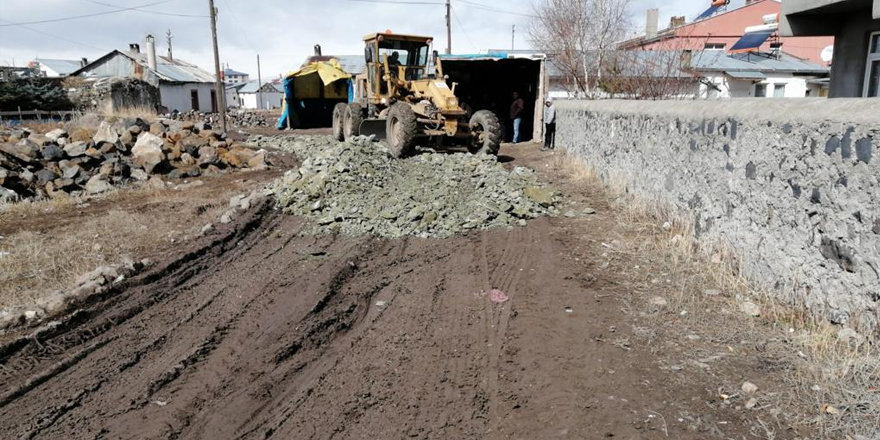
238,81,284,110
223,67,249,85
693,50,829,98
71,36,218,113
33,58,88,78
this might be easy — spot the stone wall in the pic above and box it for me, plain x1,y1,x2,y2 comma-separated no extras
556,99,880,332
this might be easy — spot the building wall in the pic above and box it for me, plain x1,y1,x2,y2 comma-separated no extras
830,13,880,97
159,83,217,112
240,91,283,110
555,98,880,333
631,0,834,64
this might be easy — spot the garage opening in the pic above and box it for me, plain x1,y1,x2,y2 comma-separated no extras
440,56,544,142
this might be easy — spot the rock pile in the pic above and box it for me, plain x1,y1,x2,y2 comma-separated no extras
0,257,151,331
0,117,270,203
167,109,273,128
263,135,558,238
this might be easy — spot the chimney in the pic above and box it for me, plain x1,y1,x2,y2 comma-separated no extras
80,57,88,67
646,9,659,39
314,44,322,56
129,43,140,53
146,34,157,71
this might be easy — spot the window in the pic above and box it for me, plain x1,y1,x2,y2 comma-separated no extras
865,31,880,97
704,43,725,50
755,83,767,97
770,42,783,50
773,84,786,97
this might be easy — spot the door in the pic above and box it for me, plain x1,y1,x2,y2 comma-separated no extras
190,90,200,111
210,90,218,113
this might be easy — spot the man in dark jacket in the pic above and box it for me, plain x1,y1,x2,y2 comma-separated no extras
510,91,524,143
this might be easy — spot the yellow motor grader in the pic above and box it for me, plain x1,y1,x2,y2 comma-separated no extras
332,32,502,157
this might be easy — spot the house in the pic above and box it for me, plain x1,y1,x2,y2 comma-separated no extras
689,50,829,98
70,36,218,113
238,80,284,109
226,82,246,109
33,58,88,78
781,0,880,97
223,67,249,84
621,0,834,65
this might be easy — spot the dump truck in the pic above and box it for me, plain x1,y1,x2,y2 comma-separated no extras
332,32,503,157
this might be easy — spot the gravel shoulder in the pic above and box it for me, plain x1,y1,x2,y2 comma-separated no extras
0,139,828,439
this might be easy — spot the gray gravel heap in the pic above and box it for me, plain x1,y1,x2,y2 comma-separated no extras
261,135,558,238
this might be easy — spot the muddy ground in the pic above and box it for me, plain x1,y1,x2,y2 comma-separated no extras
0,140,821,439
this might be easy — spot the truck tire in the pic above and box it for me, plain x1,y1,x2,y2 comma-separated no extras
386,103,418,158
344,102,364,140
332,103,346,141
468,110,502,155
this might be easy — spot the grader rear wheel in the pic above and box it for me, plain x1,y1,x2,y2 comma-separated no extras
343,103,364,140
468,110,502,156
332,103,346,141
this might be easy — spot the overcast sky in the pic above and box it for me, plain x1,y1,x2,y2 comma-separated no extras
0,0,746,80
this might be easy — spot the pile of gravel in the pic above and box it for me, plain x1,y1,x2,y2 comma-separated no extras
259,135,558,238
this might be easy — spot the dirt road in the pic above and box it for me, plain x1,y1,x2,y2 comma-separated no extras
0,142,806,439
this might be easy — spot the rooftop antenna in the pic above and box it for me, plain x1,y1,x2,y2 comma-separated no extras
166,29,174,59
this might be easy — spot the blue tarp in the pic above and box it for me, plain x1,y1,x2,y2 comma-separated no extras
730,30,775,52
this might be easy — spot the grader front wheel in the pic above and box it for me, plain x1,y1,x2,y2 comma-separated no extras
386,103,418,158
343,103,364,140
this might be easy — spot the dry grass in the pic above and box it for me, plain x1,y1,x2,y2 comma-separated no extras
0,184,247,309
553,151,880,438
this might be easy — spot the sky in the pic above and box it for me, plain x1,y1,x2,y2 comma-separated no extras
0,0,747,80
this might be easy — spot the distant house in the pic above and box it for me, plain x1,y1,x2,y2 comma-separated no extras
70,37,218,113
223,67,249,85
689,50,830,98
239,80,284,109
621,0,834,66
33,58,88,78
226,82,247,109
781,0,880,97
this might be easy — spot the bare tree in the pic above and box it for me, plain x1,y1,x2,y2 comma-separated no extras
529,0,633,97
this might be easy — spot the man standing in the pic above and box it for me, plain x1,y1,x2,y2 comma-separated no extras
542,98,556,151
510,91,524,143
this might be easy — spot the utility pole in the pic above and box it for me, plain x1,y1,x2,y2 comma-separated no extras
512,24,515,50
166,29,173,59
445,0,452,55
207,0,227,133
257,54,263,110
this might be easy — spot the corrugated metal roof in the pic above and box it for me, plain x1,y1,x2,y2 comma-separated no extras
35,58,83,76
223,67,248,76
725,70,767,79
124,51,216,83
691,50,829,74
238,80,284,94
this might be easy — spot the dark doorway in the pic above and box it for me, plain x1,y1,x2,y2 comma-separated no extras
210,90,218,113
441,58,542,142
191,90,200,111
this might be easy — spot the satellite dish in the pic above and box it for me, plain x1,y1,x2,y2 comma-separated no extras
821,45,834,63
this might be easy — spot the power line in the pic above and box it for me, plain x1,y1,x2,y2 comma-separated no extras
0,18,109,52
454,0,536,18
344,0,443,5
450,5,477,52
83,0,208,18
220,0,256,51
0,0,175,26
